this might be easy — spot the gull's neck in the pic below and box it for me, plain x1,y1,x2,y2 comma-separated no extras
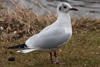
56,12,72,32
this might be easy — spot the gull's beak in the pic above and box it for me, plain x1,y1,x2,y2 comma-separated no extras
70,8,78,11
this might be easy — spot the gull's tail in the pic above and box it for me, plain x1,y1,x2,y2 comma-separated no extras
17,49,37,53
7,43,37,53
7,43,27,49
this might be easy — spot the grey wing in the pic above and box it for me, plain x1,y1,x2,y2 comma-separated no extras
26,27,71,49
36,33,71,49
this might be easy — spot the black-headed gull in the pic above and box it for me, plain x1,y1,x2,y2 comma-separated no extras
8,2,78,64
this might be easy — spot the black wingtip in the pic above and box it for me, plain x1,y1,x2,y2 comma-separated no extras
7,47,14,49
7,43,27,49
7,47,16,49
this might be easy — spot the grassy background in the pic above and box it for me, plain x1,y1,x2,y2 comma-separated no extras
0,25,100,67
0,14,100,67
0,1,100,67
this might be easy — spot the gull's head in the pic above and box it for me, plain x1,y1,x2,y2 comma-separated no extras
57,2,78,13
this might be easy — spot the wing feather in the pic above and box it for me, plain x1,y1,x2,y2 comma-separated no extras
26,27,71,49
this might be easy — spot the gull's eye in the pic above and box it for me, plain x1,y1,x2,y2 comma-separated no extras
63,5,67,9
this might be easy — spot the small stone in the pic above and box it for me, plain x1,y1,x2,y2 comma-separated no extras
0,26,4,30
8,56,15,61
14,31,17,34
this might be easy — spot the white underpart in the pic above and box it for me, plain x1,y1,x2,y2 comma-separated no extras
17,2,72,53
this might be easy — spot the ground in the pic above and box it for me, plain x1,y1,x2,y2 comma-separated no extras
0,19,100,67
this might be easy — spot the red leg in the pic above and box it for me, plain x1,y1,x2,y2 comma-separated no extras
49,52,53,64
53,51,66,65
54,51,59,64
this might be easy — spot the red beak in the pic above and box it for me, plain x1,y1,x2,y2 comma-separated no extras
70,8,78,11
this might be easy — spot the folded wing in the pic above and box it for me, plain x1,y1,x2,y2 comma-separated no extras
26,27,71,49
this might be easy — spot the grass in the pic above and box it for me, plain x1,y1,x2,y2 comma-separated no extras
0,0,100,67
0,27,100,67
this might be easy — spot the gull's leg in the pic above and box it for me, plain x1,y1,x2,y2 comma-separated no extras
49,52,53,64
53,51,66,64
54,51,59,64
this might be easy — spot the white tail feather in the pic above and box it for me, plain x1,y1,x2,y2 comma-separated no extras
17,49,37,53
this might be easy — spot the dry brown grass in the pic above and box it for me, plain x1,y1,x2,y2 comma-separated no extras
0,0,57,42
0,0,100,42
0,8,100,42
